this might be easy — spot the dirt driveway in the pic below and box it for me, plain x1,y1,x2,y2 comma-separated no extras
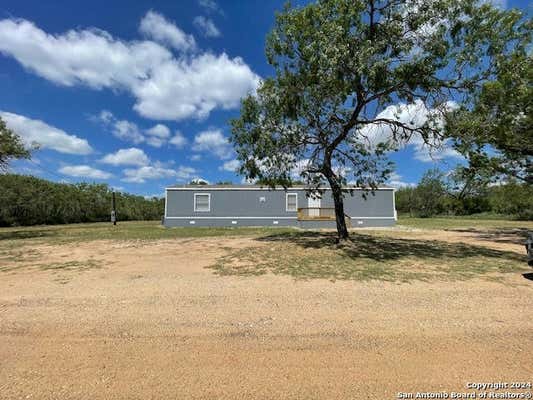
1,230,532,399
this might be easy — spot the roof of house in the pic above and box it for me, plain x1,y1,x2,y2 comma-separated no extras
166,184,395,190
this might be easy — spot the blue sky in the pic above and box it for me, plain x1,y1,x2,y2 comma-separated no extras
0,0,528,196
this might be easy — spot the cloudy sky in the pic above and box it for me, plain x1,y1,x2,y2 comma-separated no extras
0,0,524,196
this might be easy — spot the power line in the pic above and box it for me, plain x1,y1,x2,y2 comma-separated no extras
24,159,72,181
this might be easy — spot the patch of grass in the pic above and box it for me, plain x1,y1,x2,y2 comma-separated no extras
38,259,103,272
398,216,533,231
1,218,530,245
0,221,296,245
41,260,104,284
0,256,103,274
0,246,42,271
208,231,528,283
0,247,41,263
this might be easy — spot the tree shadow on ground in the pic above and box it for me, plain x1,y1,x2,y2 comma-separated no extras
444,227,531,246
208,231,528,283
257,231,525,262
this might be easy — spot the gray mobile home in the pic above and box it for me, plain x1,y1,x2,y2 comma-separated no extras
164,185,396,228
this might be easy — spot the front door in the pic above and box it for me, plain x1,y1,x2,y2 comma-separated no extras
308,196,321,217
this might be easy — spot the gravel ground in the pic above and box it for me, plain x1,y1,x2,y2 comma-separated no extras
0,231,532,399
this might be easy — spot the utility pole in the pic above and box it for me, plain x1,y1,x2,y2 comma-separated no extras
111,191,117,226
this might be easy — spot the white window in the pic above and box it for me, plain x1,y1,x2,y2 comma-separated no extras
194,193,210,212
286,193,298,212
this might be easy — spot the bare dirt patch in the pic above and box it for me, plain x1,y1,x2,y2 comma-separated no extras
0,230,532,399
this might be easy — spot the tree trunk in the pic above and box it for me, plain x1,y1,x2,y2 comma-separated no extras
328,178,349,241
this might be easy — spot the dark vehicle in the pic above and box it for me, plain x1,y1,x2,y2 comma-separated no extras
526,232,533,266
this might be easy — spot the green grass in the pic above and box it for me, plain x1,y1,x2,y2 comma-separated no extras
0,221,295,273
1,217,530,245
209,230,529,283
38,259,103,271
0,220,296,244
0,258,104,274
0,218,530,283
398,216,533,230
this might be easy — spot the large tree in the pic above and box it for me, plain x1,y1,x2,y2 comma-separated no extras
0,117,30,170
446,34,532,184
230,0,527,240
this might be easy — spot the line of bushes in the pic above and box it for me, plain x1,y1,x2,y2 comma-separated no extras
395,169,532,220
0,174,164,226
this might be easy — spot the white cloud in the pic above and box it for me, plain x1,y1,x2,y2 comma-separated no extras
193,16,221,38
139,10,196,52
144,193,165,199
132,53,259,120
0,18,169,89
96,111,180,148
198,0,221,14
97,110,114,124
123,165,196,183
95,111,144,144
0,16,259,121
112,119,145,144
357,100,462,163
189,154,202,161
145,123,170,147
412,140,462,163
486,0,507,9
290,159,313,179
169,130,187,148
100,147,149,166
59,165,112,179
192,128,233,159
0,111,93,155
219,159,240,172
146,124,170,138
388,172,416,188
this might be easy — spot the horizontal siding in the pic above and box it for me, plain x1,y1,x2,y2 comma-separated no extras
165,189,395,219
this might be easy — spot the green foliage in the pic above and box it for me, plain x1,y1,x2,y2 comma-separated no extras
441,166,491,215
394,168,532,220
0,174,164,226
230,0,525,238
446,16,532,183
395,186,416,216
412,169,447,218
0,117,31,170
488,182,533,220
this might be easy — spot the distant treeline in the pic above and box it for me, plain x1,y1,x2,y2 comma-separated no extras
395,169,532,220
0,174,164,226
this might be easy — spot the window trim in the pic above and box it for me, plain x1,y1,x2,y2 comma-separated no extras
194,193,211,212
286,193,298,212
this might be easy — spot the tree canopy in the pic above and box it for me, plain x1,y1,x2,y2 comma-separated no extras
0,117,30,170
0,174,164,226
446,32,532,184
395,167,532,220
230,0,529,239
